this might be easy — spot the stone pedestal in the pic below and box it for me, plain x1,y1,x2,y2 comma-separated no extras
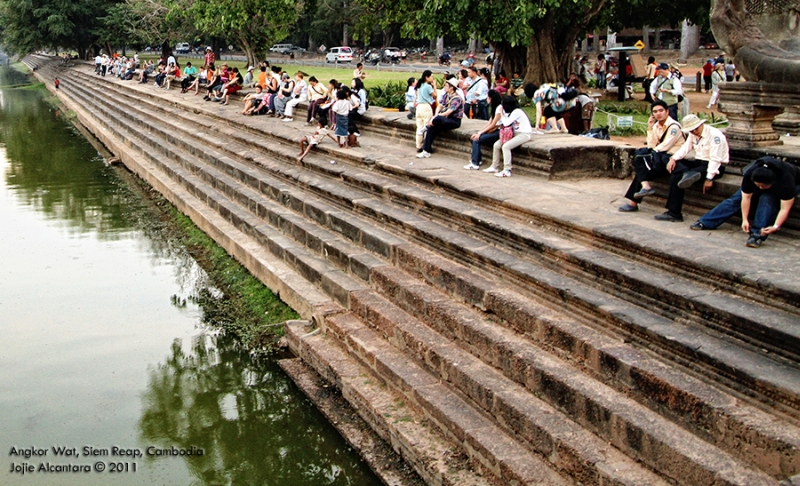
717,82,800,149
721,102,784,148
772,106,800,136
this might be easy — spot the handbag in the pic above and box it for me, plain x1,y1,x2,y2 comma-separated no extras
499,125,515,144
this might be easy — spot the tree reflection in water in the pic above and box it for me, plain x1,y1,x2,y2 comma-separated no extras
139,333,381,486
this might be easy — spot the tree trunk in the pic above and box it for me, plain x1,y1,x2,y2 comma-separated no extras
161,41,172,61
77,46,87,60
643,25,651,52
104,42,114,57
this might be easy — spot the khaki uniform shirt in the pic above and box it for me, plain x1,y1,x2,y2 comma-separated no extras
646,117,683,154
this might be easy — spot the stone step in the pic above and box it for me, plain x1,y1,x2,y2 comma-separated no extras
57,72,800,478
66,67,800,315
56,83,568,485
53,64,796,482
57,79,573,485
276,356,427,486
282,321,501,486
75,75,800,387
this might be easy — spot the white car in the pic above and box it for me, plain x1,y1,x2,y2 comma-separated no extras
325,46,353,63
270,43,293,53
175,42,191,54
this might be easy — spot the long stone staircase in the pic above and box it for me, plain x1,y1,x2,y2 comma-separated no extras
27,55,800,486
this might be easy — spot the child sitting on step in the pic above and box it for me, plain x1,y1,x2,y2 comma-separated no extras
297,120,337,162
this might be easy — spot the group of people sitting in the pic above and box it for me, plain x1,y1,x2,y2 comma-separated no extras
403,68,594,178
236,68,369,151
619,100,797,248
94,49,793,248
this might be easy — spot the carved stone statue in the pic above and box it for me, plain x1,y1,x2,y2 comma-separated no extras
711,0,800,145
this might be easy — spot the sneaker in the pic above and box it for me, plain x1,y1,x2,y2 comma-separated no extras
416,126,428,136
483,167,499,173
353,132,361,137
618,203,639,212
283,117,293,122
633,187,656,198
677,171,702,189
463,163,480,170
689,221,706,231
494,170,511,178
416,151,431,158
745,236,762,248
654,211,684,222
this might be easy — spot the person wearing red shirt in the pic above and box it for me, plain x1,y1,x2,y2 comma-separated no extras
204,46,215,69
702,59,713,93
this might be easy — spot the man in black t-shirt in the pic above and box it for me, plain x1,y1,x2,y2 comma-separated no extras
690,157,799,248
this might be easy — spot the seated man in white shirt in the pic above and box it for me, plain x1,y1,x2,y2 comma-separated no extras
644,114,729,222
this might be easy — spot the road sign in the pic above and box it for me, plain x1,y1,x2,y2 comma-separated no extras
634,40,645,50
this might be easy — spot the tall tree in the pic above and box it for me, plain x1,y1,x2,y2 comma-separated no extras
358,0,607,83
181,0,301,67
0,0,119,59
358,0,710,84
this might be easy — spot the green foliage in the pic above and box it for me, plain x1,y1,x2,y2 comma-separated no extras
597,100,651,116
697,111,728,126
179,0,301,64
368,80,406,108
0,0,116,56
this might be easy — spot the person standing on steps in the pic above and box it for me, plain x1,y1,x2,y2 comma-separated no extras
690,157,798,248
204,46,215,70
618,100,684,213
414,70,436,154
642,114,729,222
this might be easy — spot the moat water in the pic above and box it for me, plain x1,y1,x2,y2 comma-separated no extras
0,63,381,485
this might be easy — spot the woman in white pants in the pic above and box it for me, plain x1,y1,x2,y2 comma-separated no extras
484,96,533,178
414,70,436,153
707,63,725,110
283,72,308,121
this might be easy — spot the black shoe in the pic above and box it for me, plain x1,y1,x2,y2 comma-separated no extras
677,171,702,189
654,211,683,222
745,236,763,248
618,203,639,212
689,221,706,230
633,187,656,198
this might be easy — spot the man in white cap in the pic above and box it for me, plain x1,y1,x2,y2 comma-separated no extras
648,114,729,221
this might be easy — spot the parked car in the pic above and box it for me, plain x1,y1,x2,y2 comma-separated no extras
175,42,191,54
270,43,293,53
325,46,353,63
281,46,306,55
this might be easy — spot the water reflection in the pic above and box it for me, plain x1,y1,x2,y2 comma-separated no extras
139,333,379,486
0,72,139,237
0,64,382,486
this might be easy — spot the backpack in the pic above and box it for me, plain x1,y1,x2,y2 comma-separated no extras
580,127,610,140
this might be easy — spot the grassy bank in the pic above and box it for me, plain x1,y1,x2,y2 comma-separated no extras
163,202,300,351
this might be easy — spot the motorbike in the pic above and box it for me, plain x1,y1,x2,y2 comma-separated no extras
364,49,381,66
438,52,451,66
